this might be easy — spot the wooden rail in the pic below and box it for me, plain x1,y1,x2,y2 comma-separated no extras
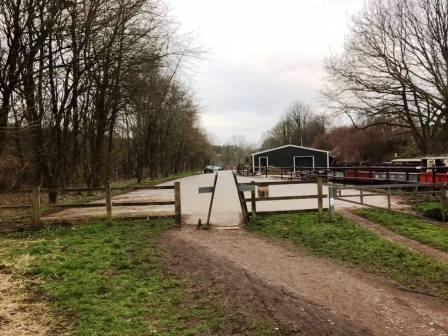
250,195,327,202
239,180,316,186
0,183,181,226
239,177,327,218
0,185,175,194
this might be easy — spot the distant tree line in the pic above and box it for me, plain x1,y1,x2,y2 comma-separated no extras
261,101,412,164
212,136,255,168
0,0,211,189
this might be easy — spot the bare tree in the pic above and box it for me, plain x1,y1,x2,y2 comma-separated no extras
262,101,328,149
0,0,212,189
323,0,448,154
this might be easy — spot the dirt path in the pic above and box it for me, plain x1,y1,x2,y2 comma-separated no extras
339,208,448,263
169,228,448,336
163,233,371,335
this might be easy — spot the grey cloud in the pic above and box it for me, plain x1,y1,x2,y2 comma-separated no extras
195,62,321,144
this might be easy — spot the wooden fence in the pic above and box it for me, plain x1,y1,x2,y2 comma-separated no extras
0,183,182,226
236,177,328,223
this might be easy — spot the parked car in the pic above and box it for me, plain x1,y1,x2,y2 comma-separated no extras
203,165,222,173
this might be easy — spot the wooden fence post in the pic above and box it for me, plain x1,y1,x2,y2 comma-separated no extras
175,182,182,226
328,185,336,220
414,184,419,210
232,172,249,225
441,183,447,221
32,186,41,226
251,181,257,219
317,177,323,218
387,186,391,210
207,173,219,227
360,189,364,205
105,183,112,223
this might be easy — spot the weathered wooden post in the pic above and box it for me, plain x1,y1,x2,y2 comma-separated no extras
175,182,182,226
387,186,391,210
360,189,364,205
440,183,447,221
32,186,41,226
414,184,420,211
317,177,323,218
105,183,112,223
206,173,219,228
251,181,257,219
328,185,336,220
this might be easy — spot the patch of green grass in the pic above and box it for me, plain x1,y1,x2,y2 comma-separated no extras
354,208,448,252
415,201,443,221
249,213,448,300
416,202,441,213
0,219,288,335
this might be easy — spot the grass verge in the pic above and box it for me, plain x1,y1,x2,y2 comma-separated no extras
0,219,288,335
415,201,443,221
354,208,448,252
248,212,448,300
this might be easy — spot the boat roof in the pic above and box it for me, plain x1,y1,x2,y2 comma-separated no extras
251,144,329,156
391,158,421,162
392,156,448,162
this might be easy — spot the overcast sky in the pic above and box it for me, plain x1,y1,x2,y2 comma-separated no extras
167,0,364,145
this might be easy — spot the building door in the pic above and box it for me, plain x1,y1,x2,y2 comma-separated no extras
259,157,268,172
294,156,314,172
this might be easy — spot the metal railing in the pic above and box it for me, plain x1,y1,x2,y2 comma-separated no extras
333,182,448,221
237,165,448,184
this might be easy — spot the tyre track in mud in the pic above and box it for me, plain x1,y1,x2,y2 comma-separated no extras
165,228,448,336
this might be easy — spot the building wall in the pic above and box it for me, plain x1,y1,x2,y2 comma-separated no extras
253,146,328,170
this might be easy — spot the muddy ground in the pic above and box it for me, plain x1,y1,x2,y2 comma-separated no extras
162,232,371,336
2,224,448,336
165,228,448,336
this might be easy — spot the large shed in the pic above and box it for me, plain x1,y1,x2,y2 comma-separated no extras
251,144,329,172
